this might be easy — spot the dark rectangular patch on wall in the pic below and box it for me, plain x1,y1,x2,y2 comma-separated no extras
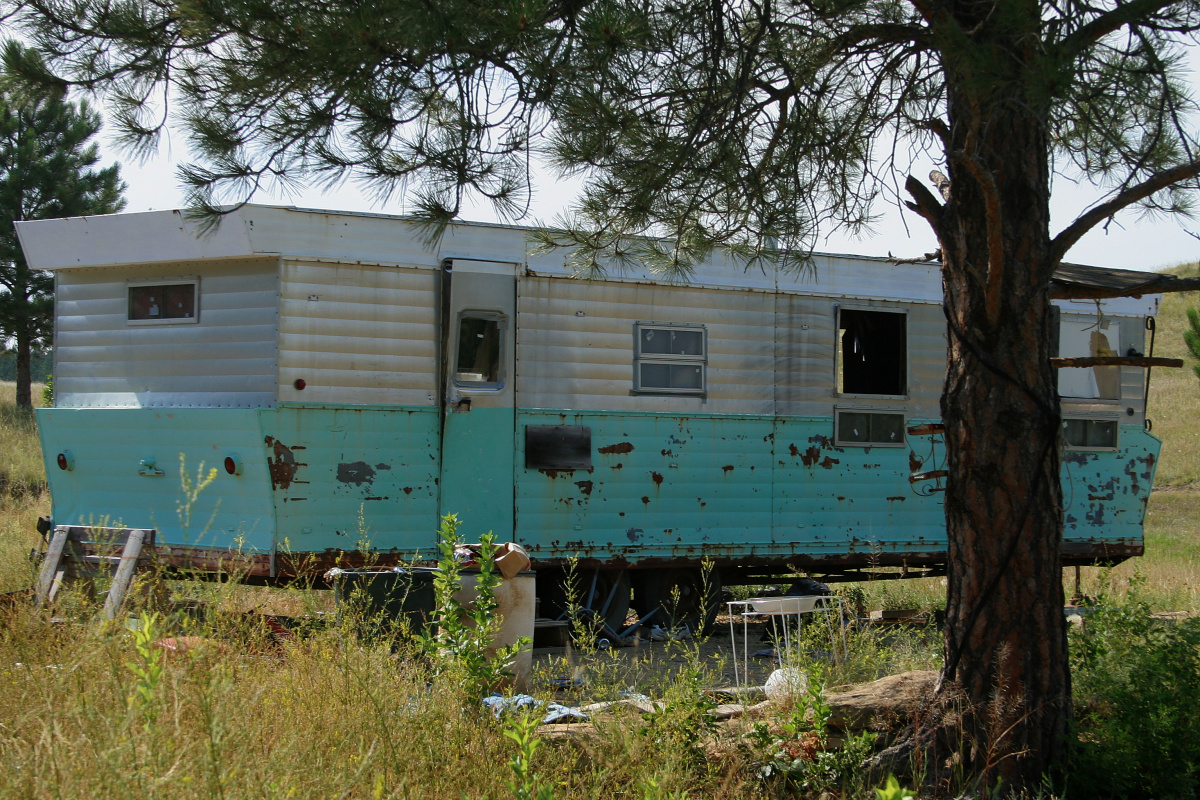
525,425,592,470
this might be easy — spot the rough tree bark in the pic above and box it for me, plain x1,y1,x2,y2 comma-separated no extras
911,0,1071,788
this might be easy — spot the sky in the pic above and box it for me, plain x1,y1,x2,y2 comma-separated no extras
103,125,1200,275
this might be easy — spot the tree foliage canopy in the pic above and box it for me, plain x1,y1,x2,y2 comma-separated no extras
0,42,125,406
7,0,1199,271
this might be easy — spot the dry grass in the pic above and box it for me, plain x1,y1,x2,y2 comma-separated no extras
1144,262,1200,486
0,381,47,498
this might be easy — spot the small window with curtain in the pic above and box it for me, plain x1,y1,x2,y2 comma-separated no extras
128,281,198,324
633,322,706,395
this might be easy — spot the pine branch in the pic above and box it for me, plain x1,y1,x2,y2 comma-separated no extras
1049,157,1200,266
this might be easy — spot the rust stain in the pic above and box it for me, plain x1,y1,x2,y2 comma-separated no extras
575,480,594,495
886,496,906,502
809,434,834,448
789,443,800,457
722,464,734,474
268,440,299,490
403,487,413,495
364,496,387,501
627,528,643,543
611,463,624,470
598,442,634,455
820,456,839,469
336,461,376,486
539,469,563,479
801,446,821,467
661,449,674,457
909,451,924,473
641,496,650,505
375,463,391,471
651,472,664,485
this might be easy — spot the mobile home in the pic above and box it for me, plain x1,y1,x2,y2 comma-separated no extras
17,206,1162,625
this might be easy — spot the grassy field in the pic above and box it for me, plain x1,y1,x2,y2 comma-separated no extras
1,297,1199,799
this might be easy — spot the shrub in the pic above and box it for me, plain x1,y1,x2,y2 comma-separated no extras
1070,580,1200,799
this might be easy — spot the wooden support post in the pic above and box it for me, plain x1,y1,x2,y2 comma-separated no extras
34,527,70,608
103,529,147,621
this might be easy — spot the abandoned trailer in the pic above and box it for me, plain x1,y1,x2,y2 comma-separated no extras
16,205,1163,625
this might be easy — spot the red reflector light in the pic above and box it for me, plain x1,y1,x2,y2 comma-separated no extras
293,379,306,390
57,453,68,470
224,457,237,474
56,451,74,471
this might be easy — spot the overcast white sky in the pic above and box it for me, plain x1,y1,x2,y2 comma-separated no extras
103,122,1200,275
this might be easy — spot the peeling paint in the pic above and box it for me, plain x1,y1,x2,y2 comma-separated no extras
598,442,634,455
820,456,839,469
801,446,821,467
651,472,664,485
575,479,594,495
641,496,650,505
722,464,735,474
789,443,800,457
336,461,376,486
267,439,299,490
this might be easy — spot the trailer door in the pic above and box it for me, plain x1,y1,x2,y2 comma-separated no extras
438,259,518,541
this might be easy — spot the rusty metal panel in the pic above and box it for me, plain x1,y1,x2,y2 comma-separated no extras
53,257,279,409
515,410,777,562
261,404,442,554
1061,426,1160,543
277,260,439,406
515,276,776,414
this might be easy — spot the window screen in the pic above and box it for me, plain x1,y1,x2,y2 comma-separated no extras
455,314,502,384
837,309,907,396
836,410,906,446
128,283,197,321
634,323,706,394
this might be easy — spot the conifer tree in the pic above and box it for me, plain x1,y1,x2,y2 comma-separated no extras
8,0,1200,787
0,43,125,407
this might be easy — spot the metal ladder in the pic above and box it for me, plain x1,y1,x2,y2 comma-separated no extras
34,526,157,619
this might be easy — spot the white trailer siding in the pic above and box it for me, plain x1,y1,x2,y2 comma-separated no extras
276,259,440,406
53,257,279,408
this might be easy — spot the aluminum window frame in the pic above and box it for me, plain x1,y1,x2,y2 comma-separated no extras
834,406,908,448
1061,414,1121,452
126,278,200,326
632,321,707,396
834,305,909,400
452,309,508,392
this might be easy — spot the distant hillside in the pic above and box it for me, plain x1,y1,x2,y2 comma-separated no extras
0,352,51,384
1146,262,1200,486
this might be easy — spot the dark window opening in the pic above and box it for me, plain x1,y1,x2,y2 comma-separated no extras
838,309,907,396
1063,418,1118,449
129,283,196,321
836,411,906,446
455,315,501,384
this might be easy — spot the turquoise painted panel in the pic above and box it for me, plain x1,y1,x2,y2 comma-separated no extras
261,405,442,555
774,417,946,556
515,411,775,560
1060,426,1160,542
37,408,276,552
439,406,516,541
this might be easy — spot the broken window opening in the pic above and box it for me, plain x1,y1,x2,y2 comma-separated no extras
836,410,906,447
455,313,503,385
1062,418,1118,450
128,281,198,323
1057,315,1122,400
634,323,706,395
837,308,907,396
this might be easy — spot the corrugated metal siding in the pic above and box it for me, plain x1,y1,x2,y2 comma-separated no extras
54,258,279,408
516,276,776,414
261,405,441,553
773,295,944,418
277,260,439,406
1061,427,1159,543
37,408,277,552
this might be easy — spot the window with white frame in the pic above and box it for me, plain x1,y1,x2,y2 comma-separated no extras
128,280,198,323
835,409,906,447
634,323,706,394
1062,417,1118,450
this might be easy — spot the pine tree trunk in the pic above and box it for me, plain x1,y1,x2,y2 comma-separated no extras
15,312,32,409
934,5,1070,787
